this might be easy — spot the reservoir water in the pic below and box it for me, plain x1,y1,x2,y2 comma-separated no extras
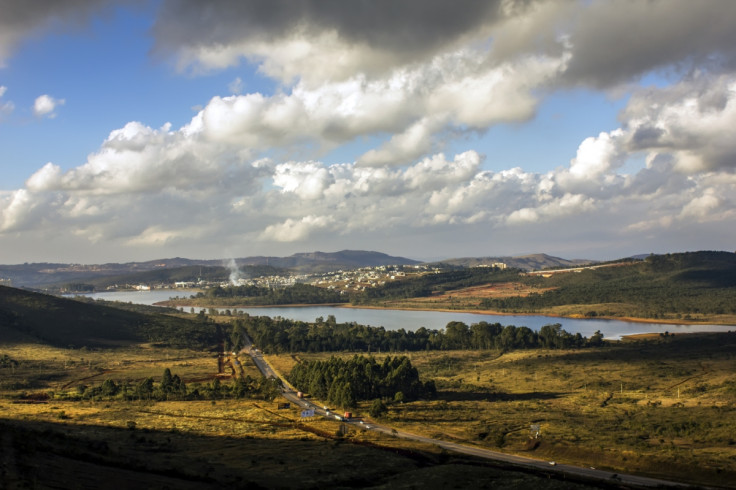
73,289,734,340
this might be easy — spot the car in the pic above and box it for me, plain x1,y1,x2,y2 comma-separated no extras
364,425,371,429
359,421,364,425
549,461,556,466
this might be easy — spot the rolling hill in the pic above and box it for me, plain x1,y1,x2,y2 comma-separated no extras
0,285,218,349
0,250,421,288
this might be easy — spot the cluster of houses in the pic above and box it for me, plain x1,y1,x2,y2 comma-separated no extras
309,264,438,293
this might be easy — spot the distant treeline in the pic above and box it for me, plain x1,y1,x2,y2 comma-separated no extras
191,283,347,305
237,315,603,354
484,251,736,317
289,355,436,408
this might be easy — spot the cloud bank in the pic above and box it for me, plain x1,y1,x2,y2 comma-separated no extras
1,0,735,262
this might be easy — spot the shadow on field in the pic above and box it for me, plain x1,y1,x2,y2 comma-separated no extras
0,417,601,490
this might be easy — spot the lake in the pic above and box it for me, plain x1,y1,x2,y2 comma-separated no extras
71,289,734,340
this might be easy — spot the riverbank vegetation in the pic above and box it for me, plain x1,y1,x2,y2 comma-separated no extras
237,314,604,354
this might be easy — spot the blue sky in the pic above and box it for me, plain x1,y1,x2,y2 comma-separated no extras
1,0,735,264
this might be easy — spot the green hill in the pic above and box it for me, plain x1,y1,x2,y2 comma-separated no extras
0,285,218,349
484,251,736,318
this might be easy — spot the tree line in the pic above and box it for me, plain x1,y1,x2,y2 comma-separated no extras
61,368,281,402
289,354,436,409
236,315,603,354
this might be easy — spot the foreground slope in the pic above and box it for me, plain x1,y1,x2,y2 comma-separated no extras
0,285,217,349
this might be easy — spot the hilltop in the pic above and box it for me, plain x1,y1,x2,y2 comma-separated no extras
430,253,592,271
234,249,422,272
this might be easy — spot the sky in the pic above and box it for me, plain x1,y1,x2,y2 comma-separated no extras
1,0,735,264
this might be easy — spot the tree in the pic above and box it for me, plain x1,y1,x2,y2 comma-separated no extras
101,379,119,397
369,398,388,418
161,368,174,393
137,377,154,399
444,321,470,349
588,330,604,347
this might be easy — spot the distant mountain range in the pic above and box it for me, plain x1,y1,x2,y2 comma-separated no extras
430,253,594,271
0,250,591,288
234,250,422,271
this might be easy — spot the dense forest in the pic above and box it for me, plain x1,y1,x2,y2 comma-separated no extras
289,355,436,408
483,252,736,317
236,315,601,354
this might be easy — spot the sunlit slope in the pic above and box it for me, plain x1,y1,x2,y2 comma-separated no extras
486,251,736,317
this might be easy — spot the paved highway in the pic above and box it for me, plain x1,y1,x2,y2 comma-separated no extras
241,339,696,489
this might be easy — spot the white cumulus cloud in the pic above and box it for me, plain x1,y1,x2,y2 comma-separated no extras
33,94,65,118
0,85,14,117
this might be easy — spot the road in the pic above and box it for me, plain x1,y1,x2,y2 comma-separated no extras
241,339,696,489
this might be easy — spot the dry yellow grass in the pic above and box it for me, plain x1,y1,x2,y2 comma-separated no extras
262,338,736,487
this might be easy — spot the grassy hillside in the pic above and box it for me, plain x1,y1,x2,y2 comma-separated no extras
356,266,522,302
268,331,736,487
0,285,218,349
480,251,736,319
0,339,598,490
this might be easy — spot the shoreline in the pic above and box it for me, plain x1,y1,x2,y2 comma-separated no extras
342,304,736,326
157,300,736,327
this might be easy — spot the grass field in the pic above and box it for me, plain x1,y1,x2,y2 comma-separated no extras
0,339,606,489
268,332,736,488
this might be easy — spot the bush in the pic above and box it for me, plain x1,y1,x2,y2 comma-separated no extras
369,399,388,418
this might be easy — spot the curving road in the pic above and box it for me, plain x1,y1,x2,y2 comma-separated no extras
242,340,696,489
